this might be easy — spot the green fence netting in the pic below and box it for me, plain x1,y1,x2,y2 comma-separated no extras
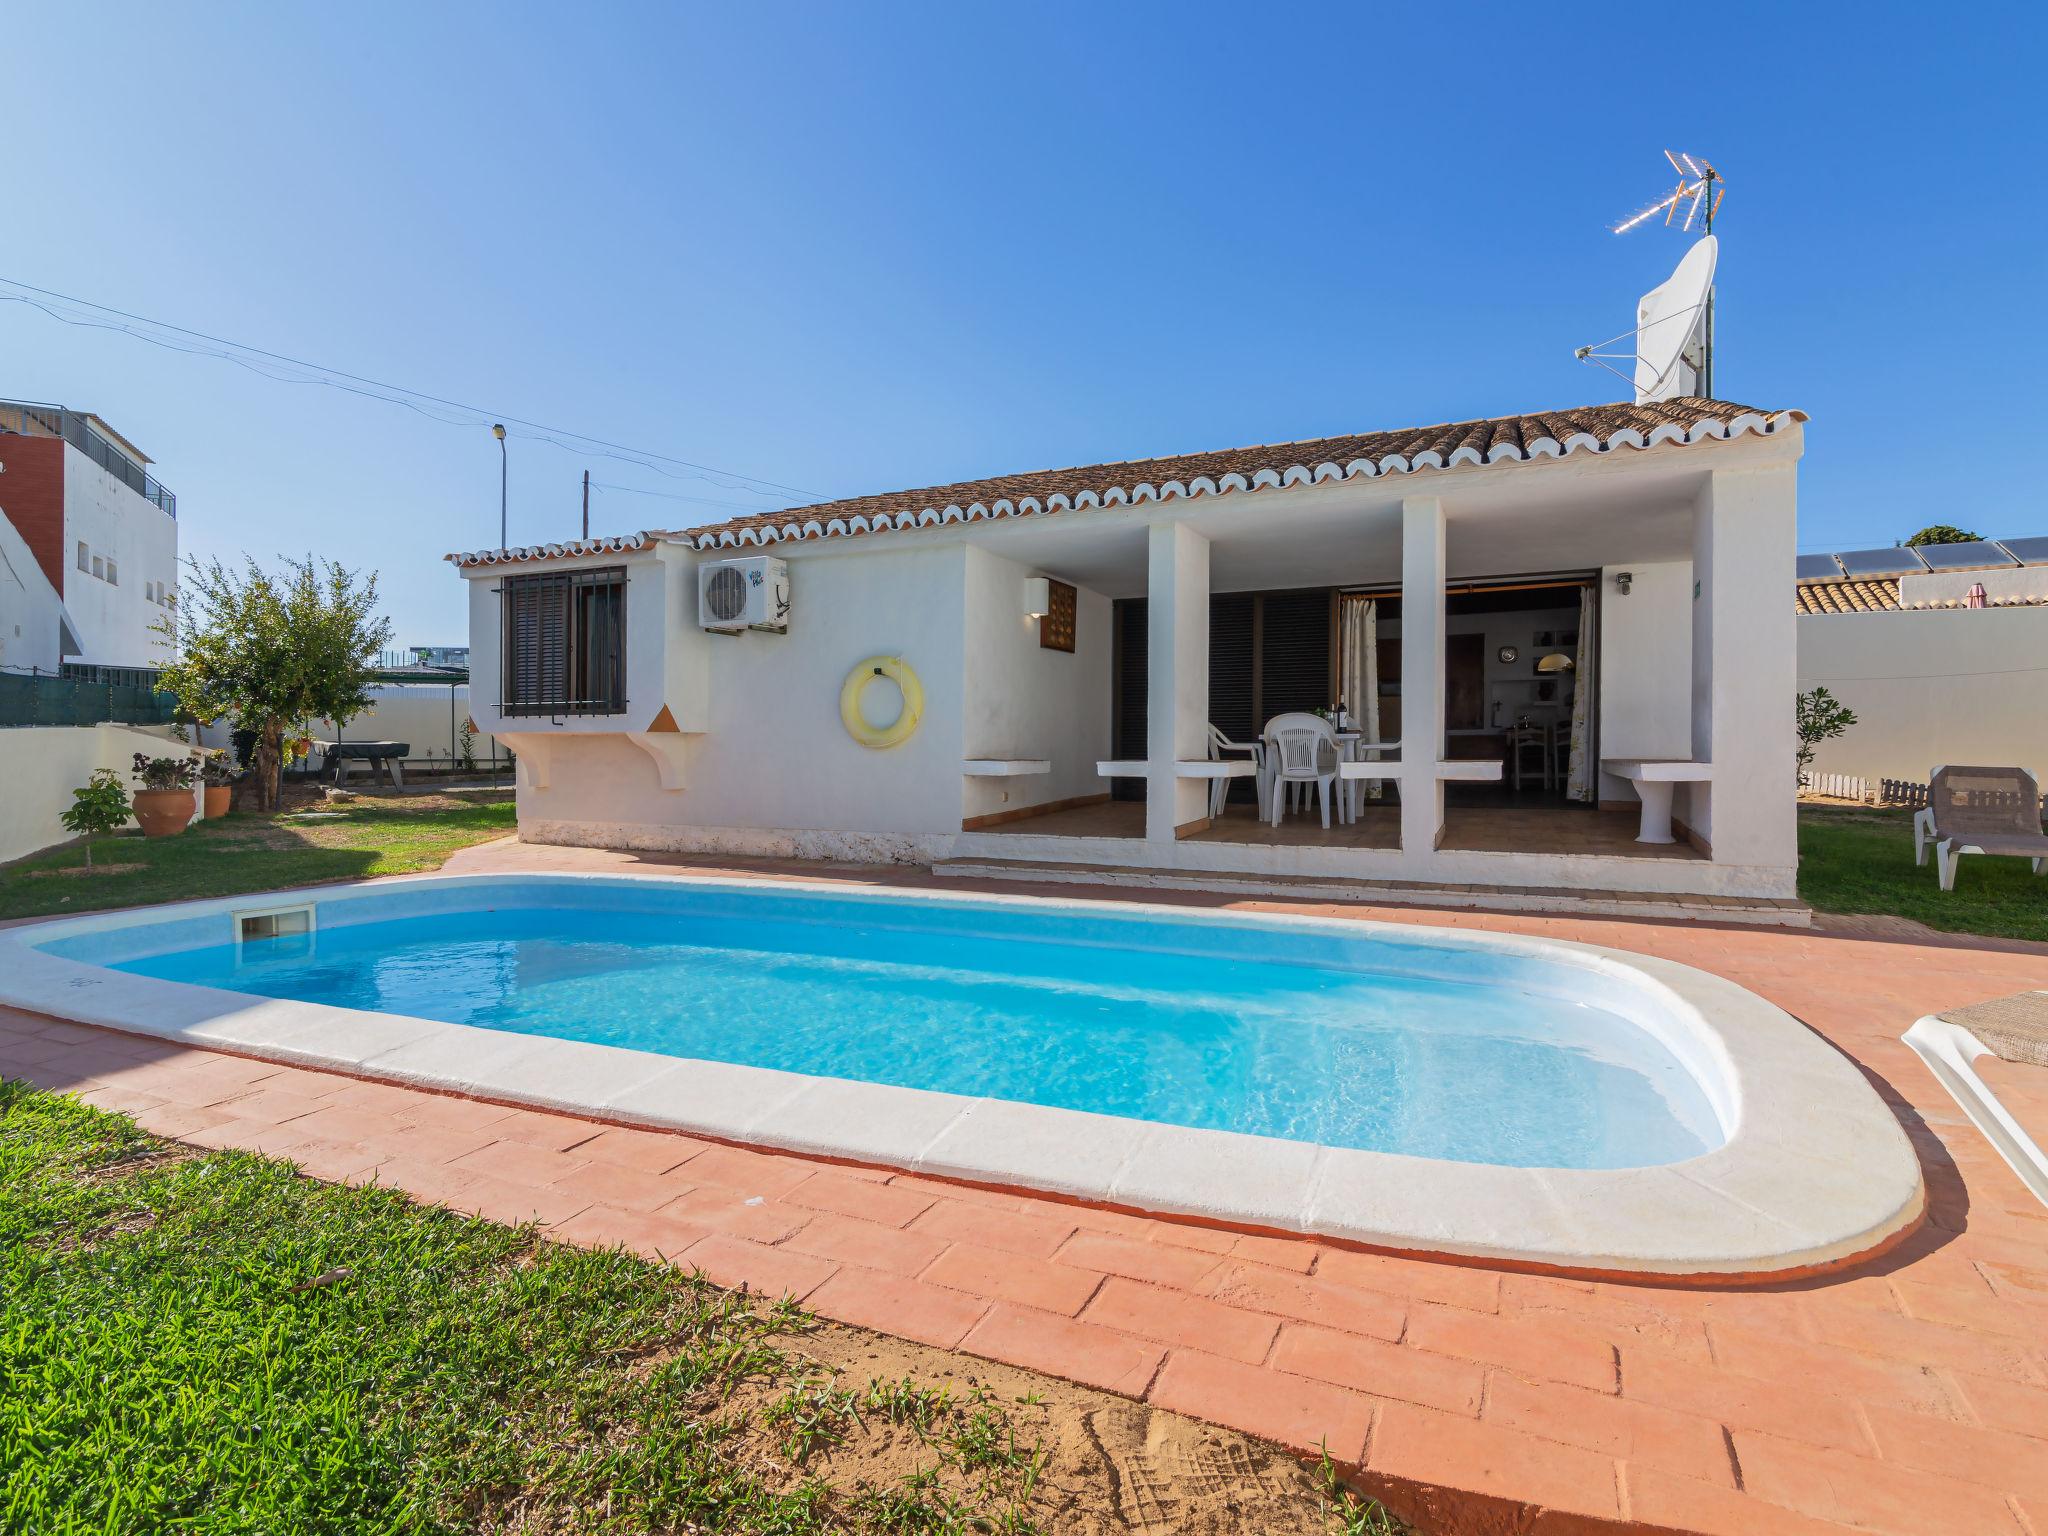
0,672,179,728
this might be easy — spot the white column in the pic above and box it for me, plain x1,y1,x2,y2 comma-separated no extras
1690,465,1798,867
1146,521,1210,843
1400,496,1447,856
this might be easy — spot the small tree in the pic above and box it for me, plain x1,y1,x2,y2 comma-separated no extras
60,770,131,871
1796,686,1858,783
1905,524,1982,547
153,555,393,812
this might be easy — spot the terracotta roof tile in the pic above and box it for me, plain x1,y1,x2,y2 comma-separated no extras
678,397,1794,550
449,396,1802,567
1796,578,1901,615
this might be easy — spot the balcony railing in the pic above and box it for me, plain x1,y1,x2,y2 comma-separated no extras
0,400,177,518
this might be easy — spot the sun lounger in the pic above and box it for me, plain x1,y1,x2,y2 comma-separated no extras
1926,765,2048,891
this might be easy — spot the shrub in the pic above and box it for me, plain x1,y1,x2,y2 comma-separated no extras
59,770,130,870
1796,686,1858,782
132,752,199,792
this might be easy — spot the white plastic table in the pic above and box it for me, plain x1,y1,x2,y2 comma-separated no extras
1602,758,1713,844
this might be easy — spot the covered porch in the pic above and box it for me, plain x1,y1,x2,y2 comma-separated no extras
950,435,1796,899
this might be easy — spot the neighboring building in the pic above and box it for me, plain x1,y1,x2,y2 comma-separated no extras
410,645,470,669
0,507,82,673
0,401,179,671
450,397,1805,912
1796,538,2048,785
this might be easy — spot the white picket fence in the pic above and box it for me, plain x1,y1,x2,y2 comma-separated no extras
1800,770,1870,801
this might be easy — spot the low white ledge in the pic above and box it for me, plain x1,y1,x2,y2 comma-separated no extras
1174,760,1260,779
963,759,1051,777
1436,760,1505,782
1095,759,1148,777
1604,758,1715,783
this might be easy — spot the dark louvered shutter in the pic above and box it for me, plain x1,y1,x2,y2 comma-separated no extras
1258,589,1331,719
1208,593,1255,803
1111,598,1147,801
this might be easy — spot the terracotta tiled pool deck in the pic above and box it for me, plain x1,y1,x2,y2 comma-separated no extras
7,839,2048,1535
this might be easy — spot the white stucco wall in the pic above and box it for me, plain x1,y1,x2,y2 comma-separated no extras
959,546,1111,823
62,447,179,670
1798,607,2048,785
0,513,67,673
500,542,975,843
1597,560,1693,799
1686,466,1798,866
0,722,198,863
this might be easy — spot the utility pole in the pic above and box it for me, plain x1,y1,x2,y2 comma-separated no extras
582,469,590,540
492,423,508,547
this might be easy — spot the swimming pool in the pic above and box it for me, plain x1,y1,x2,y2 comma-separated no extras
3,874,1923,1275
86,886,1721,1170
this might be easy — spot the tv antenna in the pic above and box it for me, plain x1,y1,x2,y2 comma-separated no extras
1575,152,1725,401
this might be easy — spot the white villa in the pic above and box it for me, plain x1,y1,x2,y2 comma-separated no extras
450,397,1804,919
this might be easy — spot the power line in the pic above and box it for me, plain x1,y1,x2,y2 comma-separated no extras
0,274,824,506
588,480,784,515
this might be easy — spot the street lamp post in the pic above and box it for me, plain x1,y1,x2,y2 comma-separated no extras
492,423,508,548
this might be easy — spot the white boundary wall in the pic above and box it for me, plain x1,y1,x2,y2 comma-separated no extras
0,722,202,863
1798,607,2048,784
192,685,504,772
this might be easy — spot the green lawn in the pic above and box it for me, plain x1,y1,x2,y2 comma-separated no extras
0,1084,1058,1534
0,1085,1393,1536
0,793,516,922
1798,803,2048,942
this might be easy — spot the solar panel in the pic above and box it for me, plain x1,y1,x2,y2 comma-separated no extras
1835,547,1928,578
1796,554,1844,580
1995,536,2048,566
1912,540,2017,572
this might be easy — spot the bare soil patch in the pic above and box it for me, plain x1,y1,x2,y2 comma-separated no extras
719,1312,1360,1535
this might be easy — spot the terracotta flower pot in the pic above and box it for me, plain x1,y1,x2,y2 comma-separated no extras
203,785,232,818
133,788,195,838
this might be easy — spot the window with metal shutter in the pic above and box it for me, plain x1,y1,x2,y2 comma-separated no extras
501,567,625,715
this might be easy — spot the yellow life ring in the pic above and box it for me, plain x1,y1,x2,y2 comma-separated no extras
841,655,923,749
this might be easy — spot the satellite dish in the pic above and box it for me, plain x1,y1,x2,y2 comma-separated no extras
1633,235,1716,402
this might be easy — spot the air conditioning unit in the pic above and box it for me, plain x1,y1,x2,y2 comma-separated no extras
698,556,790,632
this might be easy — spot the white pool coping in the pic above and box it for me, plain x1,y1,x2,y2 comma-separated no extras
0,872,1925,1278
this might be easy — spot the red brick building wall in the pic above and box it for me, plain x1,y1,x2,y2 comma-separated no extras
0,435,68,597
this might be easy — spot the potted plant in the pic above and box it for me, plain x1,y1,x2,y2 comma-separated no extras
200,748,240,818
130,751,200,838
60,769,131,870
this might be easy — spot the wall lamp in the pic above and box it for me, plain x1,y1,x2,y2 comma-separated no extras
1614,570,1634,595
1021,576,1052,618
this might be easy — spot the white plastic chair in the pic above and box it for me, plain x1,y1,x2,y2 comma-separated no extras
1262,712,1345,830
1206,723,1265,820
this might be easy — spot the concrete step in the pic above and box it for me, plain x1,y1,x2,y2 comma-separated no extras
930,857,1811,927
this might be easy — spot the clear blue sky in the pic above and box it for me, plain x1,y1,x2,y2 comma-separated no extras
5,3,2042,644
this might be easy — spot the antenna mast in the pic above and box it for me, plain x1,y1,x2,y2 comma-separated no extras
1575,152,1726,401
1616,151,1723,397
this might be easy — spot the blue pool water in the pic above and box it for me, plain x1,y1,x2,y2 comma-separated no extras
94,886,1723,1169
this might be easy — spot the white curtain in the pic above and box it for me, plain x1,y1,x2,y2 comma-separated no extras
1339,596,1383,800
1565,584,1598,802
